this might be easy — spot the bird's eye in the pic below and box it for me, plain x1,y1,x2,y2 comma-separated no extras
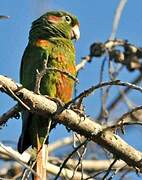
65,15,72,24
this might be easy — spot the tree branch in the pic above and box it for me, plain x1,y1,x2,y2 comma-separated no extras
0,104,20,126
49,157,128,172
0,75,142,171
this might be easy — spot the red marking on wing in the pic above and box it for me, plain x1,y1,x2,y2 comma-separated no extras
56,74,73,103
55,52,76,102
56,54,76,74
36,39,49,47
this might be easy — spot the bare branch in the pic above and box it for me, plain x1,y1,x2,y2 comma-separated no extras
76,56,92,72
46,161,93,180
109,0,128,40
0,142,39,177
54,140,87,180
48,136,85,152
102,159,118,179
0,143,91,180
97,74,142,120
0,15,9,20
0,104,20,126
49,157,128,172
0,75,142,171
67,80,142,107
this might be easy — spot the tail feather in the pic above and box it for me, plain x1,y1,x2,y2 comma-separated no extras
33,144,48,180
18,112,54,179
17,111,31,153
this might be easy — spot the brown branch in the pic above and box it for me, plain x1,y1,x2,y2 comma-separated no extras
47,67,78,82
102,74,142,114
34,59,48,94
90,39,142,71
66,79,142,108
0,142,39,177
0,104,20,126
49,157,129,172
54,139,87,180
109,0,128,40
46,162,92,180
48,136,85,152
77,38,142,75
102,158,118,179
0,75,142,171
76,56,92,72
97,74,142,121
106,106,142,131
0,15,9,19
0,144,91,180
116,106,142,124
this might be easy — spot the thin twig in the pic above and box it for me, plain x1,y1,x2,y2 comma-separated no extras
35,59,48,94
71,134,87,179
35,59,78,93
4,86,30,111
54,139,88,180
76,56,92,72
0,15,10,19
0,143,38,177
109,164,127,180
118,88,136,109
99,57,108,121
109,0,128,40
102,106,142,133
0,104,20,126
22,161,37,180
1,75,142,171
102,158,118,179
47,67,78,82
66,80,142,107
84,170,108,180
116,105,142,125
48,136,74,152
97,74,142,120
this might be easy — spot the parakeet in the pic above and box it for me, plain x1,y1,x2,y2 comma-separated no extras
17,10,80,178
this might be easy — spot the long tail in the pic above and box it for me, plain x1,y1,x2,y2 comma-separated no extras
32,116,52,180
17,111,31,153
18,113,53,180
33,144,48,180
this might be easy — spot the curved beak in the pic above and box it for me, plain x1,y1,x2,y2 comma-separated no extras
71,25,80,40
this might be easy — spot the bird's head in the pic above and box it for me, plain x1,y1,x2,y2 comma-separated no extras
30,11,80,41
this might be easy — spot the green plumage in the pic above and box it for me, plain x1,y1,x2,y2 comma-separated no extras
18,11,80,153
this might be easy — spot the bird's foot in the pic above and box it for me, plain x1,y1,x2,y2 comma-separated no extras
44,95,65,107
70,103,86,120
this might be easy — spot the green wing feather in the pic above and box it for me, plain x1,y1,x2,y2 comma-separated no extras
20,44,49,91
18,38,76,153
18,44,51,152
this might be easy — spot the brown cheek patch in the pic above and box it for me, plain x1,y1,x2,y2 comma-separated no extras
47,15,61,24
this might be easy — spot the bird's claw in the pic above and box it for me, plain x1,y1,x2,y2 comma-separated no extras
70,104,86,120
44,95,65,107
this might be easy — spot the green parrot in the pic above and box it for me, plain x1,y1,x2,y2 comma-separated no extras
17,10,80,159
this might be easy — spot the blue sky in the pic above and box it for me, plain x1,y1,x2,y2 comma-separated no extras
1,0,142,179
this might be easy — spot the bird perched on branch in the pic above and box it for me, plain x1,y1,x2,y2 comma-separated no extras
17,11,80,179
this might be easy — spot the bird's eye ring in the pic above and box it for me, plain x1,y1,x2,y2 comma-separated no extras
65,15,72,24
